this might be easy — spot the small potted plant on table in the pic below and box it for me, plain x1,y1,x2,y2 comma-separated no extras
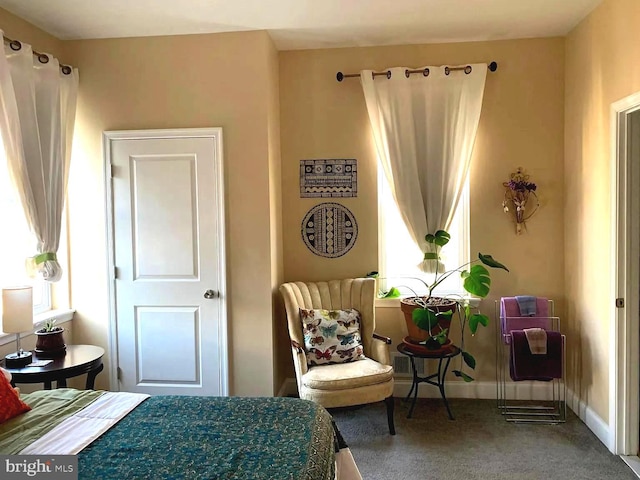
35,319,66,358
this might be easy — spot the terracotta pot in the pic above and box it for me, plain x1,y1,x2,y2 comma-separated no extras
35,328,66,358
400,297,457,346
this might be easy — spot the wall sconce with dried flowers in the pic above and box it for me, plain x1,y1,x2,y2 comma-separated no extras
502,167,539,235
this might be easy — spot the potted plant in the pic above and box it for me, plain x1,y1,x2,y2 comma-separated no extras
35,319,66,358
389,230,509,382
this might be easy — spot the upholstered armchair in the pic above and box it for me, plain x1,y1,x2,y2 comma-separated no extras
279,278,395,435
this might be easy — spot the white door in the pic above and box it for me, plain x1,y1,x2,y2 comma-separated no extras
106,128,227,396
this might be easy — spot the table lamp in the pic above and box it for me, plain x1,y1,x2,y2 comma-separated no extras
2,286,33,368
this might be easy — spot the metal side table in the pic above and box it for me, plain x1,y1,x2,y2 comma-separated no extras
397,342,461,419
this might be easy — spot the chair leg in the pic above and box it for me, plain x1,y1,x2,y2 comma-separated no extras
385,395,396,435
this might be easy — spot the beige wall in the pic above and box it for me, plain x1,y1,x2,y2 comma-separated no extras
565,0,640,422
0,9,63,58
279,38,566,384
4,0,639,429
1,6,571,397
64,31,279,396
266,38,286,393
5,0,638,436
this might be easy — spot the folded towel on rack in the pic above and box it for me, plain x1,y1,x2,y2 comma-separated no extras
500,297,552,343
510,330,563,381
500,297,550,318
515,295,537,316
524,328,547,354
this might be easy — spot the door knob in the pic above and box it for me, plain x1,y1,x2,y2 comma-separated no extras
204,289,217,299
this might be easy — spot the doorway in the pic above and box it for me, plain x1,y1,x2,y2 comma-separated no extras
612,94,640,462
105,128,228,396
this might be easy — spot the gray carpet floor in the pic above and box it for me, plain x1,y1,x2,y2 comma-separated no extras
330,398,637,480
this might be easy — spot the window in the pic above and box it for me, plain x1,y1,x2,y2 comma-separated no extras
377,166,469,297
0,143,51,315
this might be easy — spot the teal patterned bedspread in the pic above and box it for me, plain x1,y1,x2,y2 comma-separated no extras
77,396,336,480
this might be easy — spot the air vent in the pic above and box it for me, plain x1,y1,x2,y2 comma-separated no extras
392,353,425,376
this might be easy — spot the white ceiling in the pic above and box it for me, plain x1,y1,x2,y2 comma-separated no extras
0,0,603,50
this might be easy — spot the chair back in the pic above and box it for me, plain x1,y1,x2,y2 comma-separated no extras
279,278,376,357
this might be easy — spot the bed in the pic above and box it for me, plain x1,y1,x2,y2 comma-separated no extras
0,382,360,479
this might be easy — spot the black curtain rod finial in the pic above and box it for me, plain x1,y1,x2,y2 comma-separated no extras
489,61,498,72
336,72,344,82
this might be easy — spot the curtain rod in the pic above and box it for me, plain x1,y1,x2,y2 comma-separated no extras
336,61,497,82
2,35,74,75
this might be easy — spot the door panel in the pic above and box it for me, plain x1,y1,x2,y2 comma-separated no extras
135,306,200,384
132,154,199,279
108,130,226,396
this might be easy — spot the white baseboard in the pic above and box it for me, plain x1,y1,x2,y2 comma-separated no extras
279,377,565,401
394,379,562,400
566,387,612,451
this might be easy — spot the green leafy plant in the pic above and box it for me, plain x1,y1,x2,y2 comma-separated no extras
37,318,62,333
366,272,401,298
389,230,508,382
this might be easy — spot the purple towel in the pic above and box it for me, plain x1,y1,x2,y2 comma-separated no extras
500,296,549,318
510,330,563,381
500,297,552,343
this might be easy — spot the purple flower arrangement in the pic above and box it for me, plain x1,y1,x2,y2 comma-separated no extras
507,179,537,192
502,168,539,234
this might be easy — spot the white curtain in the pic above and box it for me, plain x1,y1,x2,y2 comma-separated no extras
0,31,78,282
361,65,486,268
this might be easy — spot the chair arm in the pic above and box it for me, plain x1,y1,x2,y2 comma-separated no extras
369,336,392,366
373,332,392,345
291,343,308,378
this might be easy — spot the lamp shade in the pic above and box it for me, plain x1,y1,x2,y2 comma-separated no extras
1,286,33,334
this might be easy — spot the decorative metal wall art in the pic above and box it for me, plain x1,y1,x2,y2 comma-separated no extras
502,167,539,235
301,203,358,258
300,159,357,198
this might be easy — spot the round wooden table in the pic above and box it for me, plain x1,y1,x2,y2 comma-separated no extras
2,344,104,390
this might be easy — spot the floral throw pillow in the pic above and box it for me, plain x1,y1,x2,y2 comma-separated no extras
300,308,365,366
